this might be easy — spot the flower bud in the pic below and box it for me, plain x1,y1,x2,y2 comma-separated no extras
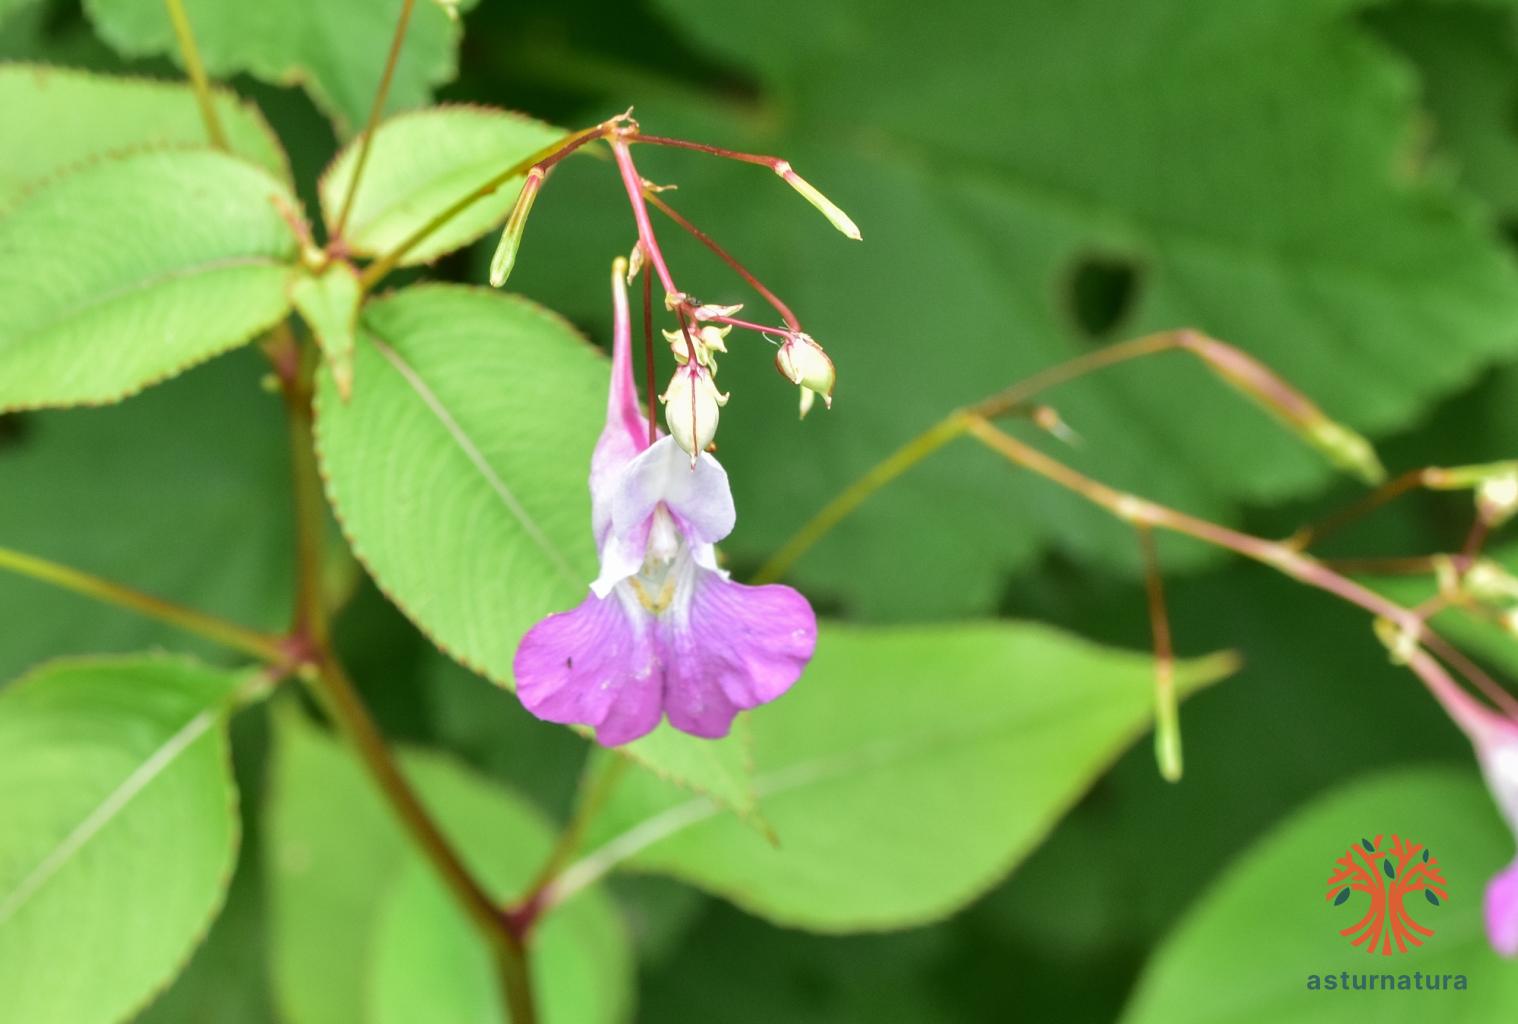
692,301,743,321
661,363,728,458
776,333,835,414
775,161,861,241
1479,472,1518,528
662,325,729,368
489,167,545,288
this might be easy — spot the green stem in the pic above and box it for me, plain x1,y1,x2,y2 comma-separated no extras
270,328,538,1023
0,545,283,664
306,652,536,1019
330,0,416,242
511,754,632,933
753,414,969,583
162,0,228,150
357,124,612,291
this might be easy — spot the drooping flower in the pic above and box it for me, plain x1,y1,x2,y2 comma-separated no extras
512,262,817,746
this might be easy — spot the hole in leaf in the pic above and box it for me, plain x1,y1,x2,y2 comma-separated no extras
1333,888,1351,906
0,414,29,450
1066,253,1141,340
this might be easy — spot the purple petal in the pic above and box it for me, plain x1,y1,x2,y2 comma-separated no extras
613,438,735,547
513,589,664,746
1487,859,1518,957
658,571,817,738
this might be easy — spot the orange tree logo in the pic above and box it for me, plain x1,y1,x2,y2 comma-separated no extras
1326,834,1449,955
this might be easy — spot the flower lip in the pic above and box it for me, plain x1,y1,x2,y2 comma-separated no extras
592,437,735,597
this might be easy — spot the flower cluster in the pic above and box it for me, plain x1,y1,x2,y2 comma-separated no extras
489,111,848,461
513,263,820,745
494,116,857,743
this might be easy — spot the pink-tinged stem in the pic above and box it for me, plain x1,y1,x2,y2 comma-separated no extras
643,191,801,331
633,134,778,167
960,414,1518,713
1403,644,1510,750
632,134,860,240
642,263,658,447
609,140,679,297
700,313,787,337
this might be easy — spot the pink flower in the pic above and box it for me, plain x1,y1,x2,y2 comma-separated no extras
512,264,817,745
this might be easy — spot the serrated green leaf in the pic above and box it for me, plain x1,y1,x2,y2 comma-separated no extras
1122,768,1516,1023
0,63,289,206
0,655,242,1024
314,285,760,818
291,261,361,400
0,148,298,412
82,0,479,134
581,622,1236,931
519,0,1518,619
321,106,562,267
266,708,632,1024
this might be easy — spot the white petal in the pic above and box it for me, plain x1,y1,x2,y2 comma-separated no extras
612,436,736,547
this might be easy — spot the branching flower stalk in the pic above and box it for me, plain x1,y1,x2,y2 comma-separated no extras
759,328,1518,787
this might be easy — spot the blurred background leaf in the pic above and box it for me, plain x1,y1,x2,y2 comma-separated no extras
0,351,292,681
1122,768,1515,1023
265,708,632,1024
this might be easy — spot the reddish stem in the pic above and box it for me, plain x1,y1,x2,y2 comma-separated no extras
642,264,657,447
609,141,679,296
643,191,801,331
632,134,780,168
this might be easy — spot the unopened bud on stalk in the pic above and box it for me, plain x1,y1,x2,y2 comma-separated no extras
662,363,728,459
662,325,728,367
1180,333,1386,485
1031,405,1081,446
1304,420,1387,488
626,241,645,283
775,161,861,241
776,333,835,417
489,167,545,288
